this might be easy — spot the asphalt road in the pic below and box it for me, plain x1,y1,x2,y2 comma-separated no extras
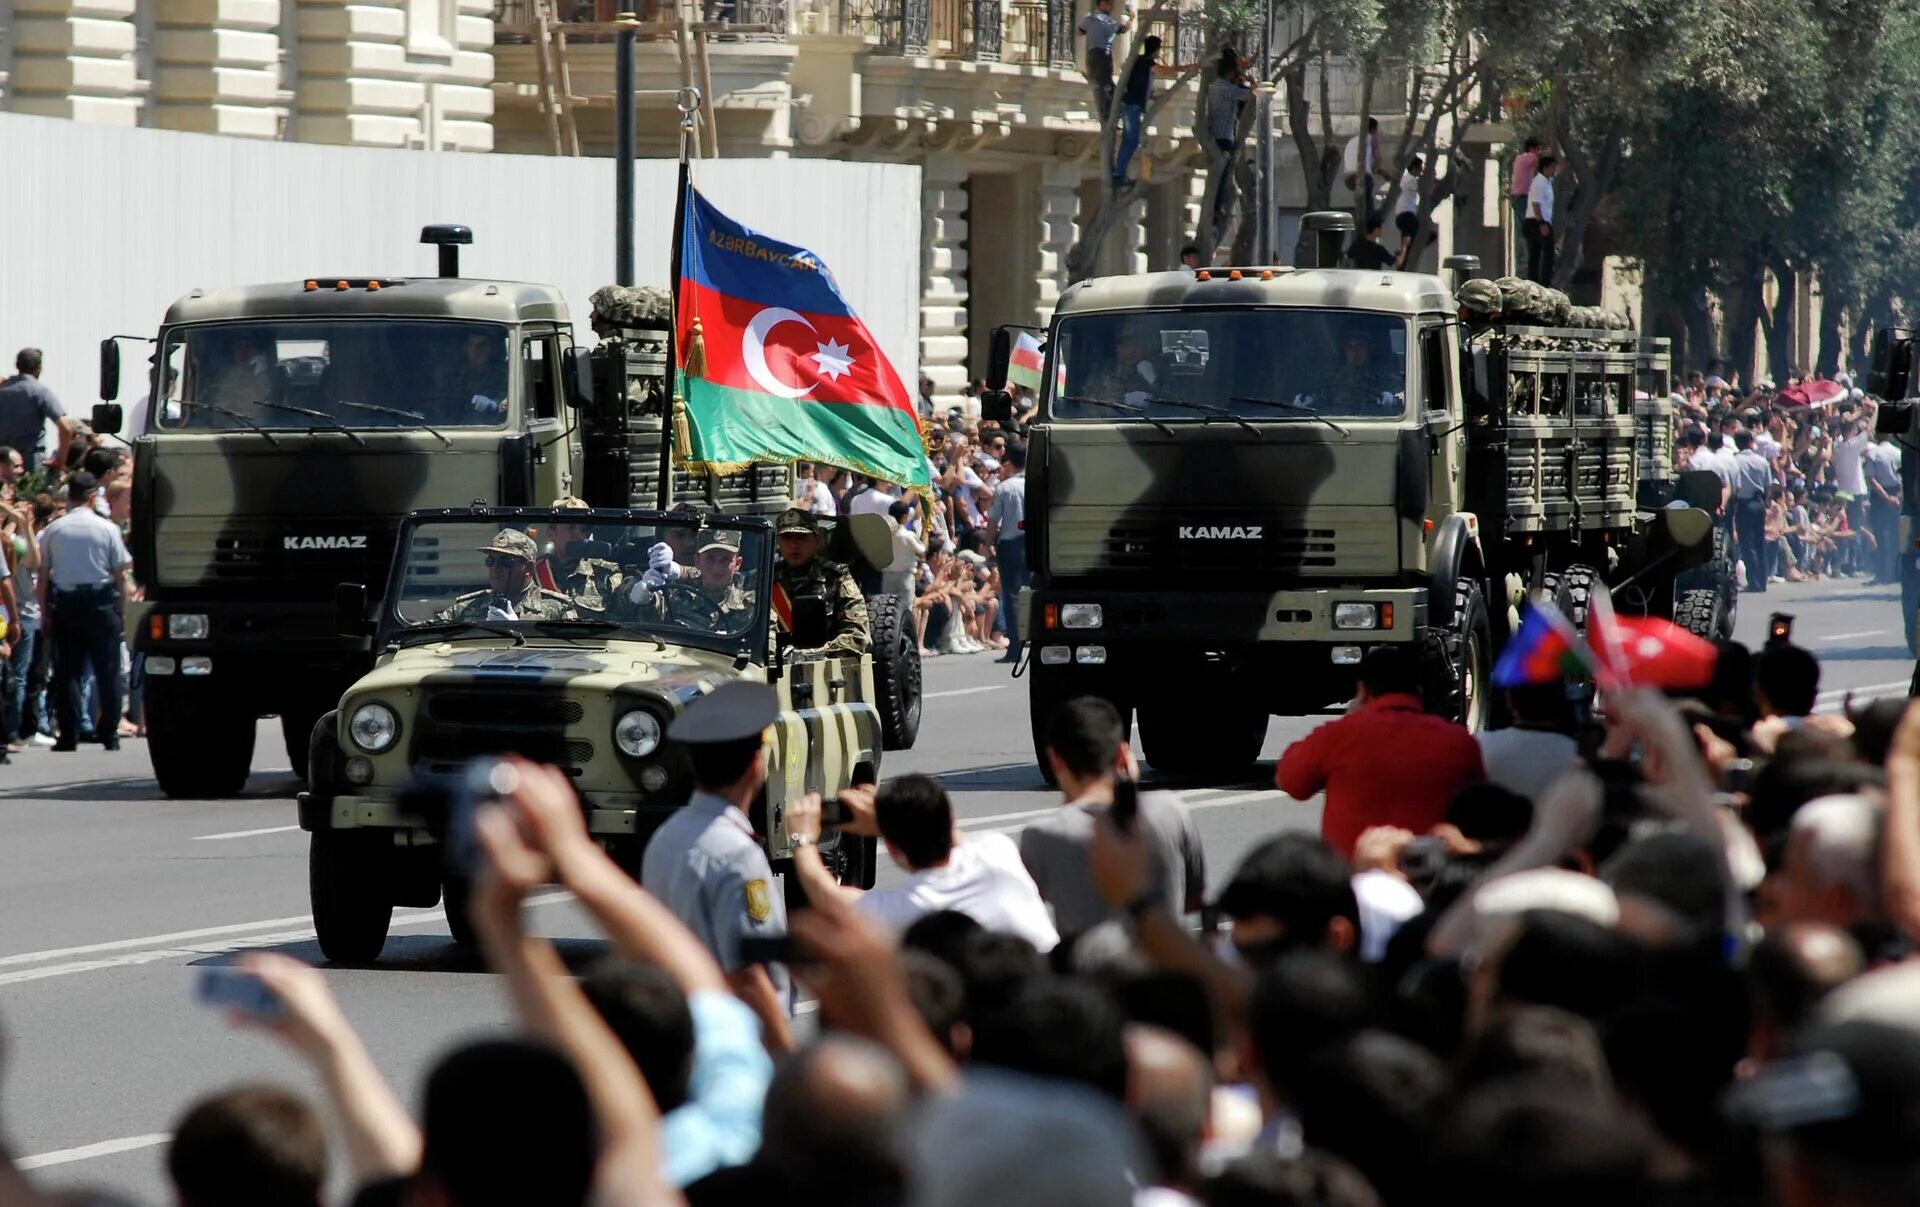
0,576,1909,1203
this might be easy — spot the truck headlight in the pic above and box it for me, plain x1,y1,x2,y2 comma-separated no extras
615,710,662,758
1060,603,1104,629
348,702,399,752
167,613,210,640
1333,603,1380,630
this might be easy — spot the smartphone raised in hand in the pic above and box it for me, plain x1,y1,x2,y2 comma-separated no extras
194,966,283,1023
1110,772,1140,832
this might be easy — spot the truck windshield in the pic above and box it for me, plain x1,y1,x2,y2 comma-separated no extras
387,515,767,646
1049,309,1408,421
152,321,515,432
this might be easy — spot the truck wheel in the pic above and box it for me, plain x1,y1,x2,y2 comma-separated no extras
1028,664,1129,788
1675,589,1721,641
1431,579,1492,732
310,833,393,964
1555,564,1599,636
866,593,922,750
281,703,328,782
442,874,478,950
148,695,255,798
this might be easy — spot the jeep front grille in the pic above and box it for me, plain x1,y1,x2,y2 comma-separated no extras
415,687,594,769
427,694,585,727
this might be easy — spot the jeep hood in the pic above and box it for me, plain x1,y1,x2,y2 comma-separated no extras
350,639,755,700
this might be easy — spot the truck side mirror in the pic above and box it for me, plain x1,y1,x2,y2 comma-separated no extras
986,325,1043,391
980,389,1015,425
1878,401,1917,437
333,582,372,637
561,347,594,409
92,404,124,436
99,338,120,402
1867,328,1915,400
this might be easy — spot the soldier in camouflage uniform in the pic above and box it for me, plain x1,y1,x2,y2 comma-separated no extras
634,530,756,634
772,508,869,657
540,495,622,616
590,285,674,414
431,529,574,623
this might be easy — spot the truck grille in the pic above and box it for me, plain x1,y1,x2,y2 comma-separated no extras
153,517,393,594
1048,510,1397,578
414,688,594,768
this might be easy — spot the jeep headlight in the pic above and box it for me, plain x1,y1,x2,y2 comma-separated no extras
167,613,210,640
1333,603,1380,630
347,702,399,753
615,710,662,758
1060,603,1104,629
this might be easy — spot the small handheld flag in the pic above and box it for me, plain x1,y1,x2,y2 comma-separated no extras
1008,331,1045,392
1490,602,1592,688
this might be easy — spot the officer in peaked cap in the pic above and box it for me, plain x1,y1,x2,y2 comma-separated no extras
641,680,793,1038
431,528,572,623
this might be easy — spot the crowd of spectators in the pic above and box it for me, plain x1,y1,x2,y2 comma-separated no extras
1670,368,1903,593
0,346,141,762
796,375,1038,663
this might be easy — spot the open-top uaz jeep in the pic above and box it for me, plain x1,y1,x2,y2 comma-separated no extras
297,505,888,963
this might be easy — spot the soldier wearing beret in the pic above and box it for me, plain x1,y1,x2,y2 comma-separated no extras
641,680,794,1048
771,507,869,658
432,529,574,623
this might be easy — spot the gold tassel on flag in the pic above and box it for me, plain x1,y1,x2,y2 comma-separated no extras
684,317,708,379
672,397,693,462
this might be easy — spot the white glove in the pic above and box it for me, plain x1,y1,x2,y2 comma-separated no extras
484,601,518,621
647,542,681,580
625,572,668,605
471,393,502,413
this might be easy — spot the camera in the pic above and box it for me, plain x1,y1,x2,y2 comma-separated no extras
1768,612,1794,645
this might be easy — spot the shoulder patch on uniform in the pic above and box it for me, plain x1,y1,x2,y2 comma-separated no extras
744,878,772,923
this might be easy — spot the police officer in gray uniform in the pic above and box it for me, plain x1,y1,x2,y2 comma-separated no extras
641,680,793,1048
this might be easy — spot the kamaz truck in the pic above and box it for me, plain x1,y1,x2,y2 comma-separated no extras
994,213,1712,778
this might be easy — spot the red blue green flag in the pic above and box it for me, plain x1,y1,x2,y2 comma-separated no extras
675,185,930,494
1491,602,1590,688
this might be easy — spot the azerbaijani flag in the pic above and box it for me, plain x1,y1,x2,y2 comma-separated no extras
1008,331,1045,392
675,185,931,494
1587,584,1718,690
1491,602,1590,688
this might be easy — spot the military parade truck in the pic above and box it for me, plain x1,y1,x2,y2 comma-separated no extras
299,505,887,962
993,213,1712,778
96,229,917,799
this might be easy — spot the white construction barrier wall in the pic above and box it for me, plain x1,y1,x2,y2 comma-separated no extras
0,111,921,429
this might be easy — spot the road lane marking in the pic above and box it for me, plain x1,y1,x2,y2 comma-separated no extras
1816,680,1909,702
17,1133,171,1170
960,789,1281,836
925,685,1007,699
1818,630,1889,642
193,824,303,841
0,893,571,978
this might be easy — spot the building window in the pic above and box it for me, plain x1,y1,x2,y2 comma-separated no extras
407,0,457,58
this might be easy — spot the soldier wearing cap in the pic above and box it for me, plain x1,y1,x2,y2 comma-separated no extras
1455,278,1503,328
648,530,755,633
772,507,869,658
539,496,620,615
431,528,573,623
641,680,794,1048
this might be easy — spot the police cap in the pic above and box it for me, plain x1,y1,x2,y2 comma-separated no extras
777,507,819,537
669,680,778,746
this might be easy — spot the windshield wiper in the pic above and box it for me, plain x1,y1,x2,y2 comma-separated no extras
1134,396,1262,437
396,620,526,647
175,400,279,445
1055,395,1175,436
243,399,367,447
1229,396,1353,438
330,399,452,447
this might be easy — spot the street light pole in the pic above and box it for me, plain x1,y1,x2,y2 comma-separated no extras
1255,0,1274,263
615,11,638,285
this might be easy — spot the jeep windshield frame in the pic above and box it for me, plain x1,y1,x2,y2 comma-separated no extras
376,508,775,663
1045,307,1411,423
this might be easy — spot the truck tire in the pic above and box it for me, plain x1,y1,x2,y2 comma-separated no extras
280,703,329,782
442,874,478,950
310,833,393,964
1139,706,1265,778
148,693,255,798
1428,579,1491,732
866,593,922,750
1675,589,1721,641
1555,564,1599,636
1027,664,1129,788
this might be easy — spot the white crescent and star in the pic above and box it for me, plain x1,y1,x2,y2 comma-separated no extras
741,306,856,398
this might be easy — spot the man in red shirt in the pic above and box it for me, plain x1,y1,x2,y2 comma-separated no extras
1276,646,1485,859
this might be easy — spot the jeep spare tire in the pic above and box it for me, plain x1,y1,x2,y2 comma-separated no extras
867,593,921,750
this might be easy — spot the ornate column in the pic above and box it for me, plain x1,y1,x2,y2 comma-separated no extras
1033,159,1080,326
151,0,284,136
920,152,971,396
8,0,143,123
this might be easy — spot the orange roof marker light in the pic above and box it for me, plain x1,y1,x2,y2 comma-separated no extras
1260,270,1275,280
1196,270,1212,281
1228,269,1243,280
336,280,350,290
304,280,318,291
367,280,382,291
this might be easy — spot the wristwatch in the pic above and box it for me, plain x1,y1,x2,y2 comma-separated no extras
791,834,817,850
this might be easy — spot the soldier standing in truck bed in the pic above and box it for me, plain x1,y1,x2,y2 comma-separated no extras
771,508,869,657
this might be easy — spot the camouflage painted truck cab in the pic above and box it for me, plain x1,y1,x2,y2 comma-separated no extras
97,232,585,798
1007,251,1709,778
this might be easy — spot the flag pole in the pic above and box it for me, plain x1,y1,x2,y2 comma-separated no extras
660,88,698,511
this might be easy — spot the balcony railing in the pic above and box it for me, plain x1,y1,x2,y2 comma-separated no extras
836,0,1075,66
493,0,790,42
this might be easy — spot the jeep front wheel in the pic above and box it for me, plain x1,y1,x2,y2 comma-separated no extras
310,833,394,964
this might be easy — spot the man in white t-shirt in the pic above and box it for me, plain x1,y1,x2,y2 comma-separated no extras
798,774,1059,951
848,476,901,518
1393,155,1424,270
1524,154,1559,284
793,461,837,516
